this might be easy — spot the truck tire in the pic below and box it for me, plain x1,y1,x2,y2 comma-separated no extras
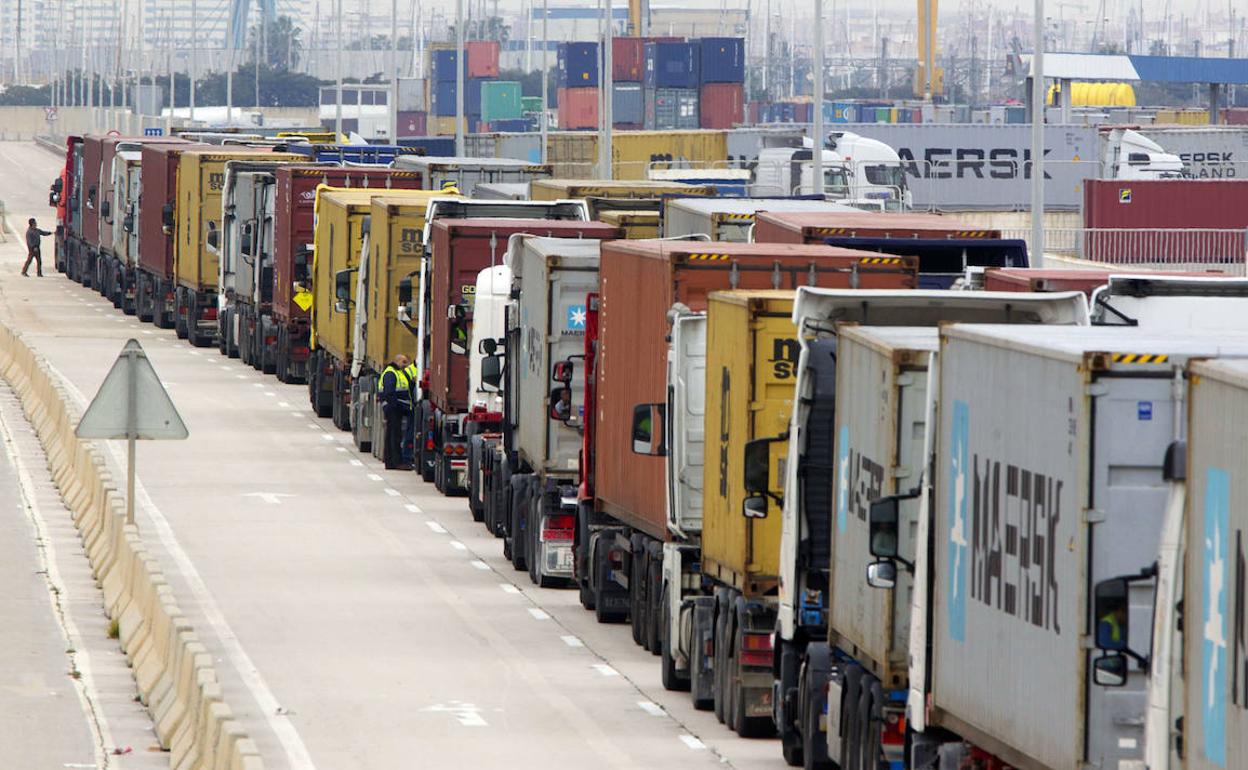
629,535,647,646
660,583,691,692
802,645,836,770
468,436,484,522
508,475,529,572
174,290,189,339
593,540,627,623
155,283,174,329
779,642,805,766
332,369,351,432
689,600,714,709
527,489,542,585
713,589,730,723
839,663,865,770
646,542,663,654
576,502,596,610
217,309,230,355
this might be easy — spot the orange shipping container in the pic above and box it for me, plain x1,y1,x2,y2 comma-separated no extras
466,40,500,78
752,210,1002,243
558,87,600,130
593,240,919,538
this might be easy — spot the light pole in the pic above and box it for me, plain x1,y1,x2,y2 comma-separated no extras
600,0,614,179
812,0,824,194
1030,0,1045,267
391,0,399,143
455,0,465,155
540,0,548,163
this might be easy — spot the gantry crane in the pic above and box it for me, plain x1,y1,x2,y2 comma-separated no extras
914,0,944,98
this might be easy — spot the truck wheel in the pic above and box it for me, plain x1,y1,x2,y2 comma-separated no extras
725,612,739,730
660,583,691,692
527,492,541,585
779,642,805,766
646,543,663,655
576,503,596,609
508,475,528,572
593,541,627,623
629,535,647,646
689,603,714,709
713,589,730,723
174,291,189,339
838,662,864,770
217,310,229,355
802,676,834,770
155,283,173,329
468,437,484,522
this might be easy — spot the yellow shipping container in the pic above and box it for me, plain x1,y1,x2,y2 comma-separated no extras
598,209,660,239
430,115,469,136
547,130,729,180
701,290,797,592
531,179,713,201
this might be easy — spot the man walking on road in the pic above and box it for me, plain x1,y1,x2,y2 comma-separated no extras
23,218,51,277
379,354,413,470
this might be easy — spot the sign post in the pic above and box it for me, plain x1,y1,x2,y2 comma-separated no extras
76,339,188,526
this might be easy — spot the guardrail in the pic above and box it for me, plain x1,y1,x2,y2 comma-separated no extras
1002,227,1248,275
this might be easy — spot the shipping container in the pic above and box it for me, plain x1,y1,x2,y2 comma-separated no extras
598,209,659,238
833,123,1100,210
428,115,469,136
699,82,744,129
1184,357,1248,770
558,42,599,87
432,49,458,82
753,210,1002,244
481,81,522,123
397,110,427,136
645,42,699,89
557,87,599,130
547,129,728,180
645,88,699,130
466,40,500,78
432,80,457,117
79,135,105,249
662,196,856,241
982,267,1113,295
521,96,544,115
396,135,457,156
613,38,645,82
697,37,745,83
136,143,207,326
431,77,486,118
595,240,919,538
530,179,710,201
397,77,427,111
472,182,530,200
428,218,621,416
613,83,644,126
392,155,553,193
931,324,1248,769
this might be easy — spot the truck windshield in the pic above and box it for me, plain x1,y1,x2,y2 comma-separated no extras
863,164,906,192
824,168,850,197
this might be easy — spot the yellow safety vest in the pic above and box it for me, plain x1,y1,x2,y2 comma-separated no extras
379,365,411,396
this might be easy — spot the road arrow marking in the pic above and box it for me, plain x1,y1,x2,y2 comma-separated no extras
243,492,294,505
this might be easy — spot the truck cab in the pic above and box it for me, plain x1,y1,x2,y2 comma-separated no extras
1101,128,1186,180
754,133,910,210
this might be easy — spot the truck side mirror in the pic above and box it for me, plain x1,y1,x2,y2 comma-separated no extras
123,214,135,233
866,560,897,590
743,437,773,494
333,268,352,313
1092,653,1128,687
479,337,498,356
100,199,111,221
869,497,900,559
1093,577,1131,652
206,221,219,250
550,386,573,422
482,354,503,389
631,403,665,456
552,359,574,383
743,496,768,519
398,275,414,305
161,203,174,233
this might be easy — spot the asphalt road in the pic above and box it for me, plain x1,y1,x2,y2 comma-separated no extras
0,141,788,770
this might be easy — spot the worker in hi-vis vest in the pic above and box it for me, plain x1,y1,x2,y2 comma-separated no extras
378,354,412,470
402,359,419,467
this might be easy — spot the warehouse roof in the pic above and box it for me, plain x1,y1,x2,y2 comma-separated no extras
1025,53,1248,85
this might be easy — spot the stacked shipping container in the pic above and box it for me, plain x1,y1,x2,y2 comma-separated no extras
429,43,504,135
644,41,700,130
697,37,744,129
558,42,599,130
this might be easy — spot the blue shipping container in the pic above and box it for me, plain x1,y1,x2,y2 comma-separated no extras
396,136,457,157
432,78,487,116
490,119,532,132
558,42,598,87
285,144,415,164
645,42,699,89
698,37,745,84
432,49,458,83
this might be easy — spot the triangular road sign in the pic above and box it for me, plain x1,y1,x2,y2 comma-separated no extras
76,339,189,440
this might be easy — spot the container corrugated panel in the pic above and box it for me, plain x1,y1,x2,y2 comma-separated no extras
753,211,1001,244
982,267,1111,296
613,38,645,82
829,326,936,687
557,87,599,131
595,241,919,538
662,197,854,241
547,130,727,180
138,143,204,279
429,219,621,414
481,81,522,122
432,80,457,117
699,83,744,129
531,179,707,201
558,42,599,87
645,88,699,130
644,42,699,89
310,191,374,362
613,83,644,126
80,136,105,247
396,136,456,155
697,37,745,83
398,77,427,111
397,111,427,136
701,290,795,593
432,49,458,83
466,40,500,78
1082,179,1248,264
512,237,609,474
1185,357,1248,770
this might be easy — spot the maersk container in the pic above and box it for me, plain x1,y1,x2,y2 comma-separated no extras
644,42,699,89
1185,357,1248,770
697,37,745,83
508,237,606,474
558,42,598,87
931,324,1248,770
662,197,858,242
830,325,936,689
1136,126,1248,179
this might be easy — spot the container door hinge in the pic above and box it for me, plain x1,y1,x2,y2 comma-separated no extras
1083,507,1107,524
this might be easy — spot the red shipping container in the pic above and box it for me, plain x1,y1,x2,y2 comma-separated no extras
1223,107,1248,125
466,40,500,78
397,110,427,136
593,240,917,539
138,143,210,281
983,267,1113,296
1082,179,1248,264
558,87,599,130
613,38,645,81
753,211,1001,244
699,82,744,129
80,136,106,248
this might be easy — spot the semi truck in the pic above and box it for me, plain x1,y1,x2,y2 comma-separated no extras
461,261,512,526
577,241,920,670
69,134,106,287
422,216,619,497
762,288,1090,769
661,197,857,241
391,156,554,195
136,142,208,328
49,135,83,275
752,132,910,209
106,149,144,313
173,147,302,347
270,166,426,383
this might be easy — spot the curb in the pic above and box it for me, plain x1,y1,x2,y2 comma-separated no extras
0,323,266,770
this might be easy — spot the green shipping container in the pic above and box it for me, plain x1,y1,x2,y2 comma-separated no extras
482,81,523,122
522,96,544,115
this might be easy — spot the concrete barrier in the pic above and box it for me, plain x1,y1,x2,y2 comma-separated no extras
0,323,266,769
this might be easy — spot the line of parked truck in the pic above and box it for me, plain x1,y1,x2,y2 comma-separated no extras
48,128,1248,770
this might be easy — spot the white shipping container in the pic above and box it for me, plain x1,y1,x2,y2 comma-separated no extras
932,324,1248,769
1137,126,1248,179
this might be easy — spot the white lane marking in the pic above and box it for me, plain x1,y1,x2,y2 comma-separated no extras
404,504,421,514
592,664,619,677
141,330,153,335
384,488,400,497
500,584,521,595
289,412,302,418
305,423,318,429
449,541,467,551
470,560,490,570
188,350,199,355
235,375,247,380
242,492,293,505
320,435,334,442
425,521,448,534
333,446,347,453
638,701,666,717
45,366,319,770
277,401,290,408
264,392,276,398
366,473,383,482
420,702,488,727
252,383,265,388
349,460,363,467
679,735,707,750
527,608,550,621
561,635,584,648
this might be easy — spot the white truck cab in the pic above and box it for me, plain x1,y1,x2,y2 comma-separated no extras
1101,128,1186,180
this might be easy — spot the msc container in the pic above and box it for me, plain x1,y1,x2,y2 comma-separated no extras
1185,357,1248,770
645,88,699,130
432,49,457,83
613,83,644,126
595,240,920,538
558,42,598,87
428,218,622,415
645,41,699,89
753,210,1002,243
481,81,522,122
697,37,745,83
531,179,710,201
392,155,553,194
598,209,659,238
466,40,500,78
508,237,611,473
699,82,744,129
701,290,796,591
613,38,645,82
662,197,856,241
931,324,1248,770
557,87,599,130
547,129,728,180
982,267,1112,296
